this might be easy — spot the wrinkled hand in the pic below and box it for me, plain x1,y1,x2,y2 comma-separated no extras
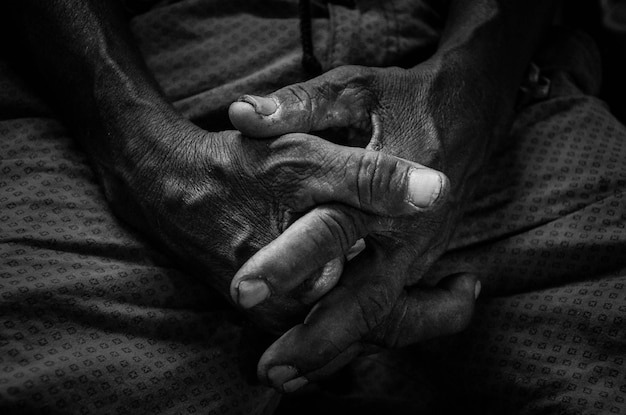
116,115,446,333
229,58,496,390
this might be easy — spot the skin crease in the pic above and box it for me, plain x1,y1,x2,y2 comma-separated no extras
229,0,559,392
6,0,556,395
6,0,452,333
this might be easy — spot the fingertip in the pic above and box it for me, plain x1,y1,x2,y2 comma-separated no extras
239,94,278,116
228,101,265,137
283,376,309,393
457,273,481,301
236,278,271,309
440,272,478,295
346,238,366,261
266,365,299,390
406,168,448,209
257,294,365,386
229,269,244,304
435,272,479,325
257,334,286,386
299,257,344,305
231,264,273,309
441,272,480,329
474,279,482,300
228,100,255,118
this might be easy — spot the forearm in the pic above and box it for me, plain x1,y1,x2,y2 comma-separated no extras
7,1,191,228
7,1,179,187
438,0,558,100
415,0,558,194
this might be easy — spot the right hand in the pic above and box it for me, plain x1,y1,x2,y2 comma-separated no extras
111,115,447,332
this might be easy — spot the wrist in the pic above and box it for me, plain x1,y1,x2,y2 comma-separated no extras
436,48,521,138
430,47,519,113
87,94,196,216
433,0,557,105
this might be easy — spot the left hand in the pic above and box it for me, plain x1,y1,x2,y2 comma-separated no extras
228,57,502,391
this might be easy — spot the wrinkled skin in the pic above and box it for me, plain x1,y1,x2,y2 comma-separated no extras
8,0,553,398
112,113,450,333
228,56,501,390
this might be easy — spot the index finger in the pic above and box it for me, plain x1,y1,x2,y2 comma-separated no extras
257,269,480,393
230,204,374,309
231,146,450,310
256,247,403,391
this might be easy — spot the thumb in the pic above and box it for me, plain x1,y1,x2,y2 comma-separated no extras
229,66,374,138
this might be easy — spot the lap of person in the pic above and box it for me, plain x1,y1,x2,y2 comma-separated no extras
1,1,624,414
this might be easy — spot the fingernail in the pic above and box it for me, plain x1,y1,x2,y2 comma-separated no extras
474,280,482,300
346,238,366,261
282,376,309,393
238,95,278,116
407,169,443,208
237,279,270,308
267,365,298,388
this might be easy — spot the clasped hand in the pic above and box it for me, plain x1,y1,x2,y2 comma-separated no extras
227,59,486,392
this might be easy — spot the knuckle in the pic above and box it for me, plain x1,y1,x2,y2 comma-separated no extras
356,152,377,210
278,85,317,130
284,84,314,109
325,65,377,104
314,337,345,362
356,287,392,332
355,151,399,211
339,67,377,103
340,289,386,341
357,286,402,347
255,136,325,209
316,208,361,254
